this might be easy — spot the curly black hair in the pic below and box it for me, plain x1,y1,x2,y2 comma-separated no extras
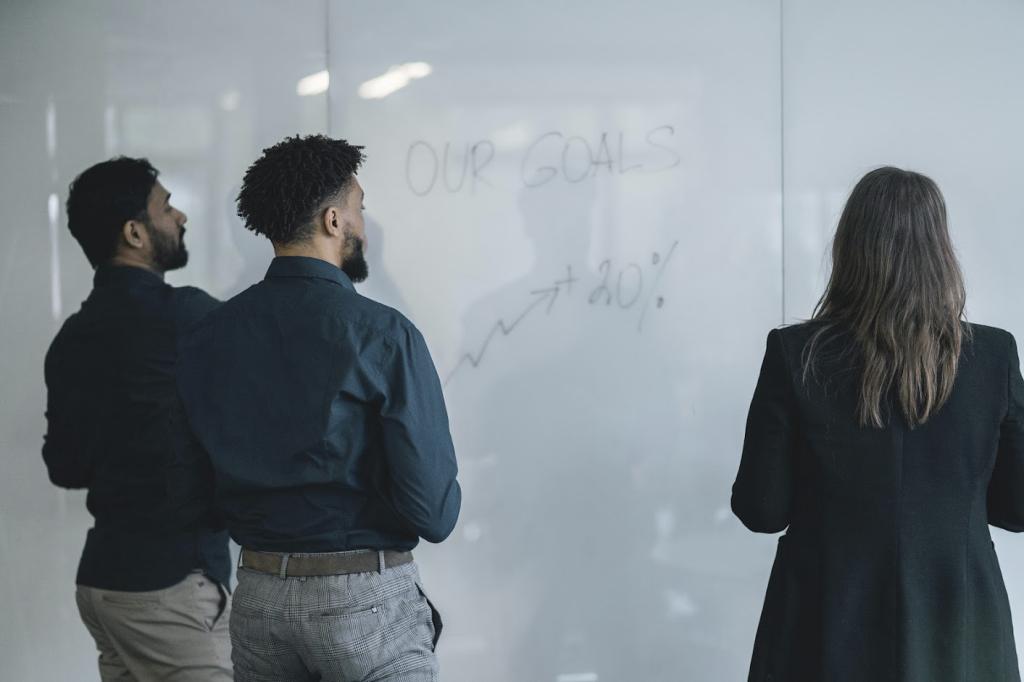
236,134,365,244
65,156,159,267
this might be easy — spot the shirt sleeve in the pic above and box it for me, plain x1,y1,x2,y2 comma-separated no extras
168,389,224,532
41,336,92,489
377,324,462,543
732,328,797,533
988,332,1024,532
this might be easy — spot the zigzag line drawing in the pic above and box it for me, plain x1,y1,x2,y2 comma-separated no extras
442,286,559,387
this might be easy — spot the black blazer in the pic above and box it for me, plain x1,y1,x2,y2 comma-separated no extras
733,322,1024,682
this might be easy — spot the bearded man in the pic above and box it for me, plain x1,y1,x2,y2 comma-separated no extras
173,135,460,682
43,156,233,681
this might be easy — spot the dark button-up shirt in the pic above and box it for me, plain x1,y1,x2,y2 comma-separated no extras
43,265,231,591
175,256,461,553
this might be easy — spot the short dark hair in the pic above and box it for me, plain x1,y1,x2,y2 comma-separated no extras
66,156,159,267
236,134,365,244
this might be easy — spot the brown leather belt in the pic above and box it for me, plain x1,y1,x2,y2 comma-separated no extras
240,549,413,577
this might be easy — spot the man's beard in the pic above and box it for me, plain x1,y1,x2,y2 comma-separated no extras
341,233,369,283
145,222,189,272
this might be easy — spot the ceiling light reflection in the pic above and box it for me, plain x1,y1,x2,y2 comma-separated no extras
296,70,330,97
46,99,57,160
358,62,433,100
48,193,62,321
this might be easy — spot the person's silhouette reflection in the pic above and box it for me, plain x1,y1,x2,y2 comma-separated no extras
445,180,679,681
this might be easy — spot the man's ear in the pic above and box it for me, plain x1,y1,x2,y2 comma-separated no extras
121,219,147,251
323,207,342,237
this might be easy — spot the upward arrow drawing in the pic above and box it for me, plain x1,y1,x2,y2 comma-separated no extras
443,285,561,386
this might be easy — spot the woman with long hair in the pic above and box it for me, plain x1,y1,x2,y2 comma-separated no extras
733,167,1024,681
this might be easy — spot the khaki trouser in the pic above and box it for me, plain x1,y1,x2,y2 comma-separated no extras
75,573,233,682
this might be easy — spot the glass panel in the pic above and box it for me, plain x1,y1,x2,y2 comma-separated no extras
0,1,327,677
329,2,782,679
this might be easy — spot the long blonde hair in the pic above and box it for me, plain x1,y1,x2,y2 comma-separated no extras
804,167,968,428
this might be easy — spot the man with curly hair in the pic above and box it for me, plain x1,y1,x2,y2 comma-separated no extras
174,134,461,681
43,157,233,680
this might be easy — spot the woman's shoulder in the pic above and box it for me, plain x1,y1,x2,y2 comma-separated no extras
966,321,1014,340
771,320,1016,347
754,322,841,373
773,319,841,349
964,322,1017,357
777,320,824,336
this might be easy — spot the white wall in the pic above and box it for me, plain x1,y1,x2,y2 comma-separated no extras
1,1,1022,680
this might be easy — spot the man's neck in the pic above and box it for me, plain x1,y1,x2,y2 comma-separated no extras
274,241,342,269
106,255,164,279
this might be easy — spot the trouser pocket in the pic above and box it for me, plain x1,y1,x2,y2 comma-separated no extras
193,574,230,632
415,582,442,649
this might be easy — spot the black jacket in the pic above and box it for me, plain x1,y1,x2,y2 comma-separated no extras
733,322,1024,682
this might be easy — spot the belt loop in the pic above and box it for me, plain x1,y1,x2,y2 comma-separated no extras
278,555,290,579
378,550,386,573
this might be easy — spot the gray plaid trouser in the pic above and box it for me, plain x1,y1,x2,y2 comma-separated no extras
230,558,440,682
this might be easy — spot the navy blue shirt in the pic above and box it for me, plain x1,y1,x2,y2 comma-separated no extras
175,256,461,553
43,265,232,591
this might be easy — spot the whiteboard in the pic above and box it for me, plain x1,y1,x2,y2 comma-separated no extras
330,2,782,679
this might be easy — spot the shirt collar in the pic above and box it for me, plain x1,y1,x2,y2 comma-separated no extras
93,264,165,288
264,256,355,291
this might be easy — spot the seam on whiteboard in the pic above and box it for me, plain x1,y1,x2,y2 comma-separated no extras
779,0,786,327
325,0,332,135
